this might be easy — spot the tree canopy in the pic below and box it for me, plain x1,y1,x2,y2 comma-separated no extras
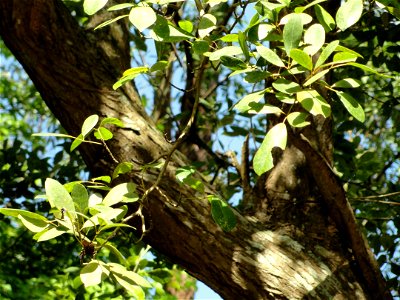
0,0,399,299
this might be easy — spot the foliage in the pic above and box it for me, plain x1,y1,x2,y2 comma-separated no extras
1,0,400,298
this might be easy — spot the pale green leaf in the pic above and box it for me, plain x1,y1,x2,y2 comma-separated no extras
219,34,238,42
332,78,361,88
207,195,237,232
71,183,89,213
0,208,48,222
315,40,339,69
94,15,129,30
45,178,76,216
297,89,331,117
113,274,145,299
234,90,266,112
82,207,125,228
198,14,216,38
83,0,108,15
336,0,363,31
150,16,193,43
32,133,75,139
283,14,303,54
280,13,312,25
34,227,67,242
295,0,327,13
248,104,283,115
304,24,325,56
18,214,48,233
258,24,274,40
347,62,393,78
304,69,330,86
82,115,99,137
178,20,193,33
102,183,137,206
205,46,243,61
256,45,285,67
287,112,311,127
290,49,312,70
272,78,301,94
314,4,335,32
334,90,365,122
129,6,157,32
107,3,134,11
253,123,287,175
333,52,358,63
238,31,250,61
81,261,104,287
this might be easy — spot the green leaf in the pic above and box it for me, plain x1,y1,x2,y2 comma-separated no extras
283,14,303,54
272,78,301,94
238,31,250,61
129,5,157,32
82,115,99,137
198,14,216,38
32,133,75,139
280,13,312,25
286,112,310,127
178,20,193,33
333,52,358,63
81,261,104,287
304,24,325,56
70,134,84,152
107,3,134,11
113,274,145,300
17,214,48,233
109,263,151,288
94,15,129,30
205,46,242,61
0,208,48,222
315,40,340,69
332,78,361,88
248,104,283,115
336,0,363,31
102,183,138,206
71,183,89,214
296,89,331,117
220,56,247,70
113,67,149,90
34,227,67,242
45,178,76,216
113,162,134,179
290,49,313,70
192,40,209,55
347,62,393,78
100,117,124,127
151,16,193,43
83,0,108,15
334,90,365,122
303,69,330,86
314,4,335,32
82,207,125,228
253,123,287,175
219,33,238,42
207,195,237,232
94,127,113,140
150,61,169,72
234,90,266,112
256,45,285,68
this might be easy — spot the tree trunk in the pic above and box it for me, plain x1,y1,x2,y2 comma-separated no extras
0,1,391,299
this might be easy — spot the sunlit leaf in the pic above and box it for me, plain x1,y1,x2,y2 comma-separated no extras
314,4,335,32
94,126,113,140
198,14,216,38
304,69,330,86
82,115,99,137
286,112,311,127
129,5,157,32
332,78,361,88
272,78,301,94
178,20,193,33
112,162,134,179
0,208,48,222
102,182,138,206
290,49,312,70
17,214,48,233
283,14,303,54
336,0,363,31
304,24,325,56
256,45,285,67
253,123,287,175
334,90,365,122
34,227,67,242
45,178,76,217
296,89,331,117
83,0,108,15
71,183,89,213
315,40,340,69
234,90,266,112
205,46,243,61
80,261,104,287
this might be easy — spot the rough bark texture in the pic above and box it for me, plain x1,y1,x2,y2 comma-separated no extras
0,1,391,299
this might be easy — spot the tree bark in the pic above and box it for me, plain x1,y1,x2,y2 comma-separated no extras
0,1,391,299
